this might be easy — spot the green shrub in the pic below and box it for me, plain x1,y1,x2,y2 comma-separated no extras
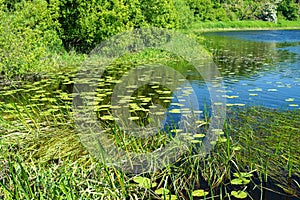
140,0,179,28
58,0,180,53
0,0,63,77
278,0,299,21
174,0,195,28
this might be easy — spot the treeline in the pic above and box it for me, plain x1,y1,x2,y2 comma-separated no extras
0,0,299,75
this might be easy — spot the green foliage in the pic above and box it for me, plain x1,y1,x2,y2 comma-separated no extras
173,0,195,28
58,0,180,52
192,189,209,197
228,0,261,20
260,2,278,22
140,0,179,28
133,176,157,189
155,188,170,195
0,0,63,76
58,0,144,52
231,190,248,199
1,0,300,76
278,0,299,20
186,0,215,21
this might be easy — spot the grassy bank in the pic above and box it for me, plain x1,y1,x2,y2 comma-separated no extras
189,20,300,32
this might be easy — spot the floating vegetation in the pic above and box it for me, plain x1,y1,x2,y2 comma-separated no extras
226,103,245,107
249,93,258,96
193,133,205,138
222,95,239,99
288,104,299,107
248,88,263,92
267,88,278,92
285,98,295,102
169,109,181,114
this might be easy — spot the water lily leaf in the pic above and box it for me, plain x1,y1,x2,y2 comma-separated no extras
288,104,298,107
232,146,241,151
223,95,239,99
239,172,253,178
193,134,205,138
267,89,278,92
218,137,227,143
171,129,183,133
191,140,201,144
192,189,209,197
166,195,178,200
169,109,181,114
231,178,243,185
231,177,250,185
248,88,262,92
233,172,253,178
155,188,170,195
231,190,247,199
128,116,140,121
249,93,258,96
100,115,116,121
151,85,160,89
285,98,294,102
161,91,172,94
214,102,224,105
226,103,235,107
133,176,156,189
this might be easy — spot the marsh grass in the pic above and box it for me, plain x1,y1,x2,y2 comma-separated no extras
1,94,299,199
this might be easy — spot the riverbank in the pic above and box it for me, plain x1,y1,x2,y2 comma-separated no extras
188,20,300,32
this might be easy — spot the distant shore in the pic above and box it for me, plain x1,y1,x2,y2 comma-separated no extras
188,20,300,32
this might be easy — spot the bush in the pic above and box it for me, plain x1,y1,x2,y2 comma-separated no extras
277,0,299,21
0,0,63,77
260,2,278,22
58,0,180,53
174,0,194,28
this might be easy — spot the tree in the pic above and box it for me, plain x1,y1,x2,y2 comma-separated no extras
277,0,299,20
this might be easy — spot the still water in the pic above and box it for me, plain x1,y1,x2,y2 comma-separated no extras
199,30,300,110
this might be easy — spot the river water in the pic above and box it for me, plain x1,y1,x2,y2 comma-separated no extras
200,30,300,110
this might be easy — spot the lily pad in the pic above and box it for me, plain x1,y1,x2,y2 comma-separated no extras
133,176,157,189
155,188,170,195
192,189,209,197
169,109,181,114
193,133,205,138
267,89,278,92
285,98,294,102
231,190,247,199
289,104,298,107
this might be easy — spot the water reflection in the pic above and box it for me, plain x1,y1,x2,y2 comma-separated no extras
201,30,300,109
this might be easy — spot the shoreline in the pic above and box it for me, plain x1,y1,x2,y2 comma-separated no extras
187,20,300,33
194,26,300,33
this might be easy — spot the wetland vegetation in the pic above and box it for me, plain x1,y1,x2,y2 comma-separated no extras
1,0,300,199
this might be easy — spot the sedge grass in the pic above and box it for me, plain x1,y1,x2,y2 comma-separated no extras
1,100,299,199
